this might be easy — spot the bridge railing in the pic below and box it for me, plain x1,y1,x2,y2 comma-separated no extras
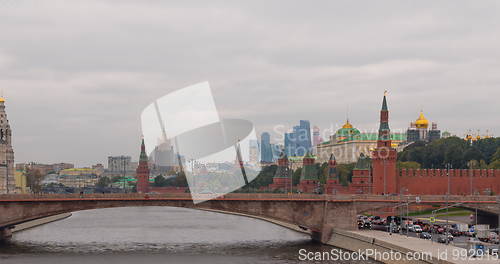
0,193,498,202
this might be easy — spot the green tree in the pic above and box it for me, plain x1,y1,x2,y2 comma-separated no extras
337,163,355,186
96,176,111,188
175,171,188,187
488,160,500,169
153,175,168,187
492,147,500,162
25,168,43,194
398,137,500,169
292,167,302,185
242,165,277,190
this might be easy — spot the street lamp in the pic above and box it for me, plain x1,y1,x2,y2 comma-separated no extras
445,163,453,243
122,157,127,193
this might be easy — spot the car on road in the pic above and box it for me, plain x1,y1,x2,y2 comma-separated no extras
420,232,432,239
437,235,452,244
443,232,454,241
413,225,423,233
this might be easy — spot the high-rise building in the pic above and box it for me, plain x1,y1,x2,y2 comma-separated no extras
284,120,312,157
0,97,15,194
248,139,259,164
108,156,133,172
260,132,273,163
312,126,323,146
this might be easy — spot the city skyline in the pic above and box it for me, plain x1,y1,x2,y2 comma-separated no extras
1,1,500,166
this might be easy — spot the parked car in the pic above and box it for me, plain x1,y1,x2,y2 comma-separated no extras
420,232,432,239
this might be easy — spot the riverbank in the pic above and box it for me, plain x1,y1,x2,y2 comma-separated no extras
12,213,72,233
196,208,311,235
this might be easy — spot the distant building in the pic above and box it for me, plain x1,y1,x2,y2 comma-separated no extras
312,126,323,147
248,139,259,165
58,168,99,188
406,111,441,143
271,143,283,161
14,170,28,193
284,120,312,157
148,137,180,174
0,96,15,194
316,119,406,164
15,162,75,175
260,132,273,163
108,156,133,172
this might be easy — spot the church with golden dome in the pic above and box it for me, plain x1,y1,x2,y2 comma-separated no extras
406,111,441,143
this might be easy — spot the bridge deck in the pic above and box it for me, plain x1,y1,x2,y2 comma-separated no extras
0,193,498,204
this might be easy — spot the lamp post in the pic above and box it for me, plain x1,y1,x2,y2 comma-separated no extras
122,157,127,193
445,163,452,244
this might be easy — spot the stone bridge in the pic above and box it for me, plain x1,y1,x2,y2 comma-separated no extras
0,193,498,243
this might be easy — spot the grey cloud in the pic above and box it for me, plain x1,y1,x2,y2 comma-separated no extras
0,0,499,166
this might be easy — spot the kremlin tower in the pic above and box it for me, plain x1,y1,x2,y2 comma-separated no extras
324,154,342,194
0,96,15,194
298,152,319,193
268,152,292,191
136,138,150,193
371,92,398,195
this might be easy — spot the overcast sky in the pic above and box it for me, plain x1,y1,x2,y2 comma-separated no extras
1,0,499,166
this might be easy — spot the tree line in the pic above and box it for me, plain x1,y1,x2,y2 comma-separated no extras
398,136,500,169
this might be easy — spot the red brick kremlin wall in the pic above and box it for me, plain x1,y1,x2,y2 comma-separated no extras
399,168,500,195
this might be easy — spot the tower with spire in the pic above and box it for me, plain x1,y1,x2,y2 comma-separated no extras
136,138,150,193
324,154,344,194
371,92,398,195
268,152,292,191
298,152,320,193
0,96,15,194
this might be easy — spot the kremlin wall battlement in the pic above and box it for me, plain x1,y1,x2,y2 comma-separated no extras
398,168,500,195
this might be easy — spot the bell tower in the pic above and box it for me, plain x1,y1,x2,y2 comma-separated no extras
371,92,398,195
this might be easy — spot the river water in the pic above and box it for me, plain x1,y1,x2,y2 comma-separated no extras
0,207,378,264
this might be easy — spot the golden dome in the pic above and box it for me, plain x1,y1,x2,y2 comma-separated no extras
0,97,4,103
415,111,429,129
342,120,353,129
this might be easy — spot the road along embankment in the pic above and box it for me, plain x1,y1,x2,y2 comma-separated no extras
328,229,498,264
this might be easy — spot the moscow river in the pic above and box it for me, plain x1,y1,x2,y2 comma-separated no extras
0,207,378,264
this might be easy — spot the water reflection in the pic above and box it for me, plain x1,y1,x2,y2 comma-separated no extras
0,207,378,264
